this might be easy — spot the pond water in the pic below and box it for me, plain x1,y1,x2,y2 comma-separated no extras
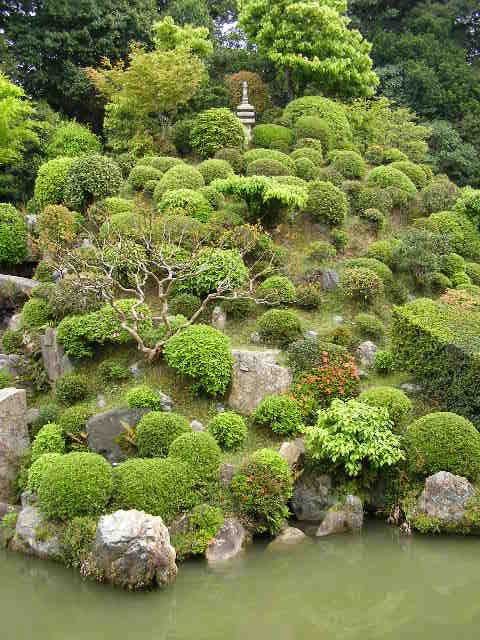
1,521,479,639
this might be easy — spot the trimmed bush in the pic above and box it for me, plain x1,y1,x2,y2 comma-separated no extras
294,116,334,151
164,325,233,396
157,189,212,222
64,154,122,212
97,359,131,384
214,147,245,174
291,147,323,165
27,453,62,492
184,247,248,297
359,208,385,231
34,157,74,210
138,156,183,173
344,257,392,285
168,293,201,319
418,212,480,260
199,185,225,211
390,160,428,189
136,412,190,458
294,157,319,181
366,166,417,198
340,267,384,304
466,262,480,285
207,411,247,451
257,309,302,346
246,158,292,177
38,452,113,520
37,204,79,253
354,313,384,340
231,448,292,535
253,395,303,436
169,431,221,491
58,405,93,438
127,164,163,190
295,283,323,309
421,176,459,214
154,164,205,199
112,457,195,521
126,385,163,410
330,151,366,179
331,229,349,251
244,148,295,172
374,350,395,374
0,203,28,265
284,96,351,144
404,412,480,480
47,121,100,159
55,373,89,405
257,275,296,305
171,503,224,560
441,253,466,278
191,108,245,158
304,180,349,226
21,298,53,328
198,159,234,184
252,124,293,149
358,386,412,430
31,423,66,462
366,239,400,266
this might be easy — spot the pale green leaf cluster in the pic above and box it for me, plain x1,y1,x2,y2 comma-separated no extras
0,72,38,165
212,175,308,210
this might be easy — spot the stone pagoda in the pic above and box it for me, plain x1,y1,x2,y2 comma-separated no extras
236,80,256,143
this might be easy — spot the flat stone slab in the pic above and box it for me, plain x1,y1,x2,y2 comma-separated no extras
0,274,38,294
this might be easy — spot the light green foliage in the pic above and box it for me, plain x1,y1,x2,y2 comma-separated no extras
214,147,246,174
404,412,480,481
199,185,225,211
421,176,459,214
441,253,466,278
38,452,113,520
244,148,295,172
304,180,349,226
64,154,122,211
164,325,233,396
466,263,480,285
390,160,429,190
136,412,190,457
294,157,319,182
340,267,384,304
253,395,304,436
366,239,400,266
172,504,224,560
366,165,417,198
61,516,98,569
305,398,404,476
97,359,131,384
47,121,101,159
0,370,12,389
344,257,392,285
359,207,385,230
58,405,93,438
191,108,245,158
154,164,205,199
284,96,352,147
454,188,480,227
291,147,323,166
294,116,334,151
354,313,384,340
138,156,184,172
329,150,366,179
198,159,234,184
126,385,163,410
27,453,62,492
169,431,221,493
1,329,23,354
127,164,163,190
257,275,296,305
207,412,247,451
231,448,293,535
34,157,74,210
0,203,28,265
246,158,292,177
184,247,248,296
252,124,293,149
374,350,395,374
55,374,89,405
168,293,202,319
358,387,412,430
0,72,38,166
21,298,52,329
257,309,302,345
418,212,480,261
37,205,79,253
157,189,212,222
31,423,66,462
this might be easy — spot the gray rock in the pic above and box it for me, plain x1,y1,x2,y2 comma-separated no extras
216,403,226,413
92,510,177,590
21,490,37,507
417,471,474,525
0,353,22,378
316,495,364,537
0,388,29,501
250,332,261,344
129,362,142,378
0,274,38,294
26,407,40,426
158,392,173,412
356,341,378,368
291,471,336,522
211,306,227,332
279,438,305,469
7,314,22,332
96,394,107,409
333,315,344,325
10,505,61,560
40,327,74,382
86,407,150,463
26,214,37,229
229,350,292,415
400,383,423,395
268,527,306,550
219,463,237,487
206,518,246,564
322,270,339,291
190,420,204,432
305,330,318,339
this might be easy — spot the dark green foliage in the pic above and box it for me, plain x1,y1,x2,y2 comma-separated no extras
112,458,195,521
171,504,224,560
246,158,292,177
214,147,246,174
198,159,234,184
154,164,205,199
257,309,302,346
191,108,245,158
340,267,384,304
55,374,89,405
306,240,336,262
97,359,131,384
294,116,334,151
257,275,296,305
231,448,293,535
253,395,303,436
199,185,225,211
244,148,295,172
169,431,221,495
295,283,322,309
164,325,233,396
358,386,412,430
29,403,61,437
58,405,93,438
157,189,212,222
329,150,367,179
294,157,319,181
64,154,122,211
252,124,293,149
0,203,28,265
136,412,190,458
207,411,247,451
127,165,163,190
168,293,202,319
126,385,163,410
27,453,62,492
354,313,384,340
47,122,101,159
291,147,323,166
21,298,53,329
331,229,349,251
38,452,113,520
287,337,349,375
418,211,480,260
31,423,66,462
1,329,23,354
359,207,385,231
404,412,480,481
220,297,257,319
304,180,349,226
61,516,98,569
366,239,400,266
421,176,459,214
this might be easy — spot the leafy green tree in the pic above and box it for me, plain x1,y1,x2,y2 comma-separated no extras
238,0,378,99
0,72,38,166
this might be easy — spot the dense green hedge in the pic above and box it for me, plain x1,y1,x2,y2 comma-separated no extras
0,203,28,265
191,108,246,158
136,412,190,458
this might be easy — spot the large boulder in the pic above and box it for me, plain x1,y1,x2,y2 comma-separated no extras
291,471,337,522
0,274,38,294
86,407,150,463
228,350,292,415
0,388,29,501
321,270,339,291
268,526,306,550
206,518,246,564
40,327,74,382
92,510,177,590
355,341,378,368
10,505,61,560
417,471,474,525
279,438,305,469
0,353,22,378
316,495,364,537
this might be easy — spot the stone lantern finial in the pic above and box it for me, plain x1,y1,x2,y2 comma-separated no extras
236,81,256,143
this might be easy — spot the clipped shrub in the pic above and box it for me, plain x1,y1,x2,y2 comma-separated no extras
127,164,163,190
58,405,93,438
358,386,412,430
421,175,459,214
365,144,385,165
291,147,323,166
0,203,28,265
126,385,162,410
294,157,319,181
154,164,205,199
136,412,190,458
294,116,334,152
366,239,400,266
356,186,393,214
191,108,245,158
47,121,100,159
366,166,417,198
451,271,471,287
340,267,384,304
157,188,212,222
21,298,53,329
441,252,466,278
231,448,292,535
359,207,385,231
34,157,74,210
37,204,78,253
112,457,195,521
295,283,322,309
331,229,349,251
418,211,480,260
354,313,384,340
38,452,113,520
171,504,224,560
404,412,480,480
390,160,428,189
253,395,303,436
252,124,293,149
246,158,292,177
257,275,296,305
454,187,480,225
306,240,336,262
169,431,221,492
55,373,89,405
214,147,245,174
138,156,183,173
164,325,233,396
198,159,233,184
374,349,395,374
168,293,201,319
97,359,131,384
31,423,66,462
1,329,23,354
27,452,61,492
344,257,392,285
257,309,302,346
207,411,247,451
466,262,480,285
220,296,256,319
244,148,295,172
64,154,122,212
199,185,225,211
184,247,248,297
284,96,351,145
304,180,349,226
429,271,453,293
329,150,366,179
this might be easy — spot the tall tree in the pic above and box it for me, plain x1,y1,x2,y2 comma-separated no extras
238,0,378,100
0,72,38,166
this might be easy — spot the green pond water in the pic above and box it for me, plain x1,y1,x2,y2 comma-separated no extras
1,521,479,639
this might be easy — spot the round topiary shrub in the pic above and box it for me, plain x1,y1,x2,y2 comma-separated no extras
344,257,392,285
291,147,323,166
0,203,28,265
21,297,53,328
246,158,292,177
34,157,74,210
294,116,334,152
244,148,295,173
358,386,412,430
64,154,122,212
191,108,246,158
112,457,194,521
231,448,293,534
359,207,385,231
329,151,367,179
340,267,384,304
252,124,293,149
404,412,480,480
421,176,458,214
136,411,190,458
127,164,163,190
294,157,319,181
257,309,302,346
37,204,79,254
214,147,245,174
169,431,221,490
198,159,234,184
306,240,337,262
253,395,304,436
354,313,384,340
154,164,205,199
55,373,89,405
366,239,400,266
185,247,248,297
199,185,225,211
138,156,184,173
466,262,480,285
374,350,395,374
207,411,247,451
295,283,323,309
366,166,417,198
31,423,66,462
58,404,93,438
27,452,62,492
164,325,233,396
304,180,349,226
285,96,351,145
126,385,163,410
47,121,101,159
390,160,428,190
157,189,212,222
441,252,466,277
168,293,201,319
38,452,113,520
257,275,296,305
